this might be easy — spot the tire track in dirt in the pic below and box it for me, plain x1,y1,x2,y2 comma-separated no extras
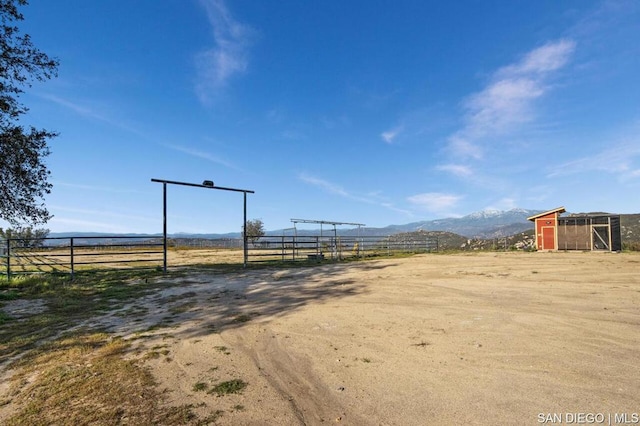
225,324,365,425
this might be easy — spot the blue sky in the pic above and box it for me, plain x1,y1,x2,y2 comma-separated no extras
5,0,640,234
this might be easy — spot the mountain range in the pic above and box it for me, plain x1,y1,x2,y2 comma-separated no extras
347,208,542,238
48,208,640,244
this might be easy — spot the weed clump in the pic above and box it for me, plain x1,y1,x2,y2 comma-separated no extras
208,379,247,396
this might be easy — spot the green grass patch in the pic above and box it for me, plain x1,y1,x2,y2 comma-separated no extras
0,311,13,325
208,379,247,396
192,382,208,392
0,289,19,300
213,345,230,355
231,313,253,323
169,301,197,315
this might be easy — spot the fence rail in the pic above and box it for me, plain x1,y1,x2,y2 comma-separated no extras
1,236,164,280
1,234,439,280
247,235,439,262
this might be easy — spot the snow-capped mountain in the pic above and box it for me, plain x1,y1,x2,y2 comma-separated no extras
364,208,543,238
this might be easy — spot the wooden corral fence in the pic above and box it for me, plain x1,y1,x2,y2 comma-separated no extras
247,235,439,263
1,236,164,281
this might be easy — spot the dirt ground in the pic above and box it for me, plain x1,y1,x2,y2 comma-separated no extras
2,251,640,425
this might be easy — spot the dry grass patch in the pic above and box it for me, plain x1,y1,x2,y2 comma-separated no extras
3,332,215,425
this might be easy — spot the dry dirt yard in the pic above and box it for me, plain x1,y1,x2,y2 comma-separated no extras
1,251,639,425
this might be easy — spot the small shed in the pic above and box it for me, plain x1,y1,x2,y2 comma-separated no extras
527,207,566,251
527,207,622,252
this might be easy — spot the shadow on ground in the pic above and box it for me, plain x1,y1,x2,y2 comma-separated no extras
85,260,397,339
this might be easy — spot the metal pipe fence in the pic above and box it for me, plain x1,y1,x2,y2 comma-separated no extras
1,236,164,281
247,235,439,262
1,234,440,280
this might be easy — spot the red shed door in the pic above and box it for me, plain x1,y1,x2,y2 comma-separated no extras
541,226,555,250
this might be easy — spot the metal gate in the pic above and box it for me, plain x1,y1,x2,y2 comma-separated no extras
592,226,610,250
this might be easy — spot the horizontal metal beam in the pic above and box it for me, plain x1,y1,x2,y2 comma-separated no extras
290,218,365,227
151,178,254,194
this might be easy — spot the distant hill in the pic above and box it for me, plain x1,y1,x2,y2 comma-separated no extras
620,214,640,249
393,212,640,251
389,229,537,251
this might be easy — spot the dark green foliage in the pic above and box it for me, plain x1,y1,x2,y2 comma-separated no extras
0,225,49,247
245,219,265,244
0,0,59,226
208,379,247,396
622,241,640,251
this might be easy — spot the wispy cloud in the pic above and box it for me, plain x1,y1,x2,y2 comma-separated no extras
380,202,413,217
407,192,462,214
298,173,412,216
497,39,576,76
48,207,158,233
195,0,255,102
627,169,640,179
547,137,640,181
50,205,155,222
40,94,147,137
163,143,240,170
299,173,350,198
51,181,147,194
449,39,576,159
435,164,514,195
381,125,403,144
436,163,473,177
41,94,102,118
446,134,483,160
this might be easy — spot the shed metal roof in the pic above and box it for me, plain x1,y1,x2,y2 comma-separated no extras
527,206,566,221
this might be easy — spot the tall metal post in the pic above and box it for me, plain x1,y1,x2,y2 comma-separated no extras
70,238,75,280
163,182,167,273
333,224,338,260
243,191,247,268
6,238,10,282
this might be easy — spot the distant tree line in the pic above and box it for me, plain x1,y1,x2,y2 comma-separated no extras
0,226,49,248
